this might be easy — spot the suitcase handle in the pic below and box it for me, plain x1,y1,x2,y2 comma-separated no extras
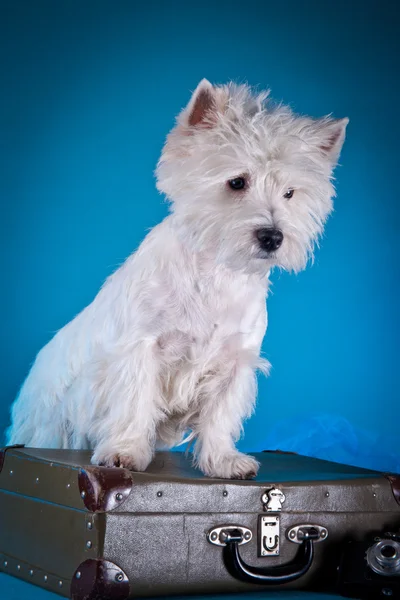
222,527,315,585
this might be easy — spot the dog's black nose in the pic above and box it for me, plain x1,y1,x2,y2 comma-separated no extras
255,228,284,252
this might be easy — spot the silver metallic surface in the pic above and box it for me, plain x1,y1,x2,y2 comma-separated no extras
286,524,328,544
261,487,286,512
367,539,400,576
207,525,252,547
260,515,280,556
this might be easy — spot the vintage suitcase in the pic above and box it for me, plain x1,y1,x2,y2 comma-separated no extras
0,444,399,599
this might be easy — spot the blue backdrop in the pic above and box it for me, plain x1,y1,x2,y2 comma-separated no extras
1,0,399,471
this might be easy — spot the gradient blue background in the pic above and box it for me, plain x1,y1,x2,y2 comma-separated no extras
0,1,399,599
1,1,399,461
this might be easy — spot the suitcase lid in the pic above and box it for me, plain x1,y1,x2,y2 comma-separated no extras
0,446,399,514
0,446,385,480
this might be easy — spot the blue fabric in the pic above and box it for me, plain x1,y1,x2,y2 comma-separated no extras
253,413,400,474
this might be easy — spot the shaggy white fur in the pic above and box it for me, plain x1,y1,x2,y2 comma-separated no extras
6,79,348,479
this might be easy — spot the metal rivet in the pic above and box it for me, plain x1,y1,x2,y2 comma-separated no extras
223,491,228,497
289,531,296,539
81,491,86,498
17,565,21,571
157,491,163,497
86,541,92,549
3,561,7,568
115,572,124,582
244,531,251,540
325,492,330,498
75,571,81,579
373,492,377,498
58,580,63,588
29,569,34,576
87,522,93,530
210,532,218,541
9,470,13,476
116,492,123,501
321,530,327,538
44,575,48,582
66,483,71,489
35,477,39,484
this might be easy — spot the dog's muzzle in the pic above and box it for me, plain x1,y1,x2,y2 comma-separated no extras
255,228,284,253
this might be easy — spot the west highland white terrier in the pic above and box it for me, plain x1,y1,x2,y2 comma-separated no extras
7,79,348,479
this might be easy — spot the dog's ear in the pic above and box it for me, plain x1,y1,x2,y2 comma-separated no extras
316,118,349,166
183,79,219,129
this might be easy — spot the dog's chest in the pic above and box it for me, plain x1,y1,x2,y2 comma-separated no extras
191,269,268,351
154,262,269,411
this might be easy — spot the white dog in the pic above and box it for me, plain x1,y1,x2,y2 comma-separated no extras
7,80,348,479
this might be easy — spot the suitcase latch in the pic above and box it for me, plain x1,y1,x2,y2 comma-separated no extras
207,525,252,547
287,524,328,544
260,515,280,556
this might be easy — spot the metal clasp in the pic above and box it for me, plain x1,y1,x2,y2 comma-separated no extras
287,524,328,544
207,525,252,547
261,487,286,512
260,515,280,556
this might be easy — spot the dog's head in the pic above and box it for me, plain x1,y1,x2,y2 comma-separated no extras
156,79,348,274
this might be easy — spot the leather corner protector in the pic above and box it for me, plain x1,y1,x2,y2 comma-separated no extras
78,466,133,512
386,474,400,506
71,559,129,600
0,445,25,473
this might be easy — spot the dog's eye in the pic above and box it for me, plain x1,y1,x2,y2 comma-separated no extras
283,188,294,199
228,177,246,191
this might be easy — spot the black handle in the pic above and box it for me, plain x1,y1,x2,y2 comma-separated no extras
222,529,314,585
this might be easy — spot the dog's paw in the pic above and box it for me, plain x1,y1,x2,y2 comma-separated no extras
98,454,142,470
200,452,260,480
92,445,153,472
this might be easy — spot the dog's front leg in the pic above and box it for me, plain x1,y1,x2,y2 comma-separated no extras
90,341,164,471
194,356,261,479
